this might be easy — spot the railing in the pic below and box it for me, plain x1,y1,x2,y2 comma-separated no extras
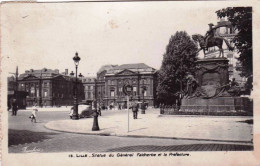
160,104,251,116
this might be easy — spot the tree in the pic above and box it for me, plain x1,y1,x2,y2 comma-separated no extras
157,31,198,105
216,7,252,79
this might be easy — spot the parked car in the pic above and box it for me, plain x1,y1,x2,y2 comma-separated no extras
69,104,93,119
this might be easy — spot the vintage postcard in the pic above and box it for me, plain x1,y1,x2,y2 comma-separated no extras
1,1,260,165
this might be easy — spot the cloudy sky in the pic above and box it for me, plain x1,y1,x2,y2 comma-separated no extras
1,2,239,77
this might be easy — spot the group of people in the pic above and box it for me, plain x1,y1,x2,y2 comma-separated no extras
11,99,147,122
108,104,125,110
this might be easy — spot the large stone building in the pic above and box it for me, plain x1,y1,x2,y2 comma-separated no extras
17,68,84,107
96,63,157,108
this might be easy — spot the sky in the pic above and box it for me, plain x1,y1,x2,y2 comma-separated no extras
1,2,234,77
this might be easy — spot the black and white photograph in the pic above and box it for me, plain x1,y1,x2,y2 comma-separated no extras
1,1,259,166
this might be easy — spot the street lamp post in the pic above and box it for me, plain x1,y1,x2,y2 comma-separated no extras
72,52,81,120
92,79,100,131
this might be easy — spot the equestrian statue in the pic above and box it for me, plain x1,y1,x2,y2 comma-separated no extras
192,23,234,58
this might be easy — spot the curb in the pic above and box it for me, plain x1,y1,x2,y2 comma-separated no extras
157,114,253,118
44,124,253,145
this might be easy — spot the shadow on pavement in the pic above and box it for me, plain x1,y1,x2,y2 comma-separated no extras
129,128,147,132
237,119,253,124
8,129,59,146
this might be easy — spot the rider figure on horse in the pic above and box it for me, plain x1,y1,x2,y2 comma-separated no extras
204,23,216,50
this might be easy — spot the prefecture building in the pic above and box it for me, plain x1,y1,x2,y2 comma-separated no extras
96,63,157,108
17,68,84,107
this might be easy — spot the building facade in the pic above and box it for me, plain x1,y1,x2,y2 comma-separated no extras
18,68,84,107
96,63,157,108
81,77,96,102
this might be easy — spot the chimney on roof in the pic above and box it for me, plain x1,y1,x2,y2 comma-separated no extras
65,69,68,75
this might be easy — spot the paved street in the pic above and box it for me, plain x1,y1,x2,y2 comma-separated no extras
45,108,253,142
8,109,253,153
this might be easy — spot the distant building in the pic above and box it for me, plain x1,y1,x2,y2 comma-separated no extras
96,63,157,108
8,67,28,109
81,77,96,103
18,68,84,107
8,76,16,92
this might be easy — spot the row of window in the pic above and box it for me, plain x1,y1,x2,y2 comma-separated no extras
20,82,50,87
28,89,74,99
107,79,150,85
20,81,77,88
109,90,147,97
110,86,147,97
28,88,48,98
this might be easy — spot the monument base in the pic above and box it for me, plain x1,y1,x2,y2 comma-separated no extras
180,97,252,113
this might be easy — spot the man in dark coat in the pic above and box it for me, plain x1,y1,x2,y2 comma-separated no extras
131,102,139,119
12,99,18,116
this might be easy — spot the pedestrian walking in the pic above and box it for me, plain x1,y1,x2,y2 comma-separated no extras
29,103,38,123
131,102,139,119
12,99,18,116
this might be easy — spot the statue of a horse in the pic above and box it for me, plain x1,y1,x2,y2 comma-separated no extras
192,34,234,58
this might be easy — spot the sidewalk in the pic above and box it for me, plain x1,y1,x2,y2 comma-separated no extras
45,109,253,143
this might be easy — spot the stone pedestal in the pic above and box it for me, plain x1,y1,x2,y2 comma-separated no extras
196,58,229,98
180,58,252,114
181,97,252,112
